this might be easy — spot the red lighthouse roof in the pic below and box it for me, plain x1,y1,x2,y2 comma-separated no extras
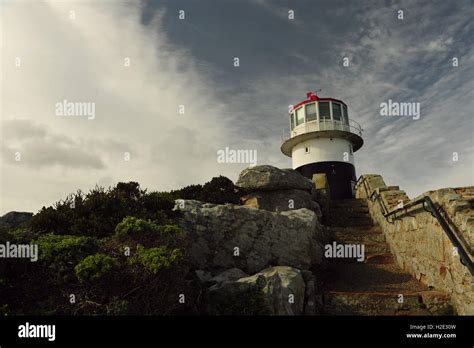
290,91,347,112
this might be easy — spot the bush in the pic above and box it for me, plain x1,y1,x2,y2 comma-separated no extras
128,245,182,274
75,253,117,283
106,297,129,315
2,227,40,244
171,176,239,204
170,184,203,200
3,177,241,315
30,182,176,238
114,217,185,249
115,216,159,240
140,191,176,212
32,234,99,281
200,176,240,204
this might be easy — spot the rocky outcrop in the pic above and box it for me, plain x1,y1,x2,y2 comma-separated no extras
0,211,33,230
207,266,307,315
236,165,313,192
175,200,328,274
236,165,321,215
240,189,321,217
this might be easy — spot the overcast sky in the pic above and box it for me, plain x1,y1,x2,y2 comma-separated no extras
1,0,473,214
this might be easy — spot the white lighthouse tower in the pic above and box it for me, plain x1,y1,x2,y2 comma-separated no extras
281,91,363,199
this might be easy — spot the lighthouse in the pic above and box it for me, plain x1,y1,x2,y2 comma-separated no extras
281,91,363,199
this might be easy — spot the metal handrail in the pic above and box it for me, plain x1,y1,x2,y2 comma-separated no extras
355,176,474,276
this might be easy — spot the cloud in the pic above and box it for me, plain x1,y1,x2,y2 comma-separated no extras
1,119,110,169
253,0,300,25
0,1,241,213
1,0,472,214
221,0,473,198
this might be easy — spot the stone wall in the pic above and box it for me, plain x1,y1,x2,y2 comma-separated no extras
355,175,474,315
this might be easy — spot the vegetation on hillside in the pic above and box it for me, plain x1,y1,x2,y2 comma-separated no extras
0,176,265,315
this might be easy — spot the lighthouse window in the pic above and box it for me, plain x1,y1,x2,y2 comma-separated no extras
296,107,305,126
342,104,349,124
332,102,342,121
290,113,295,130
319,102,330,121
305,103,317,121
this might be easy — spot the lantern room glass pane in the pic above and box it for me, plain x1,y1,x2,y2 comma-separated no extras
305,103,317,121
342,104,349,124
332,102,342,121
319,102,330,121
290,113,295,130
296,107,304,125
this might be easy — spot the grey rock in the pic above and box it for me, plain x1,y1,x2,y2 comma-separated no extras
208,266,306,315
194,270,213,284
241,189,322,217
236,165,313,192
211,268,249,284
176,200,326,274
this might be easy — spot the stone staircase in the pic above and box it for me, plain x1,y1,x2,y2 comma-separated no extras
321,198,453,315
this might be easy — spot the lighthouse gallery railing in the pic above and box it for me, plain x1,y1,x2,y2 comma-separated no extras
282,119,362,142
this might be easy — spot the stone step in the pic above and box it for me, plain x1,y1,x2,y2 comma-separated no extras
329,206,370,212
328,212,371,220
332,226,384,240
324,263,424,292
330,207,370,215
328,241,391,255
327,213,372,221
327,252,394,264
331,230,388,254
331,199,368,206
365,253,394,264
323,290,453,315
329,226,383,234
327,216,374,227
330,204,369,211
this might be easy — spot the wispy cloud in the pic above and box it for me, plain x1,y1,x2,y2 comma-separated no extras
1,0,246,213
1,0,472,214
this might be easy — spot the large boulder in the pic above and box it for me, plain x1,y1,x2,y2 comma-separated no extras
241,189,322,217
236,165,313,192
207,266,306,315
175,200,327,274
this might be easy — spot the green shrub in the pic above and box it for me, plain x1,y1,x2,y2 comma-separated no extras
170,176,239,204
32,234,99,281
128,245,182,274
200,176,240,204
75,253,117,283
29,177,237,239
114,217,185,249
170,184,203,200
5,227,39,244
106,297,129,315
140,192,175,214
115,216,159,240
30,182,176,238
4,177,242,315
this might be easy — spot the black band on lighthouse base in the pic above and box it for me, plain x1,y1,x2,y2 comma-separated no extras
296,161,356,199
